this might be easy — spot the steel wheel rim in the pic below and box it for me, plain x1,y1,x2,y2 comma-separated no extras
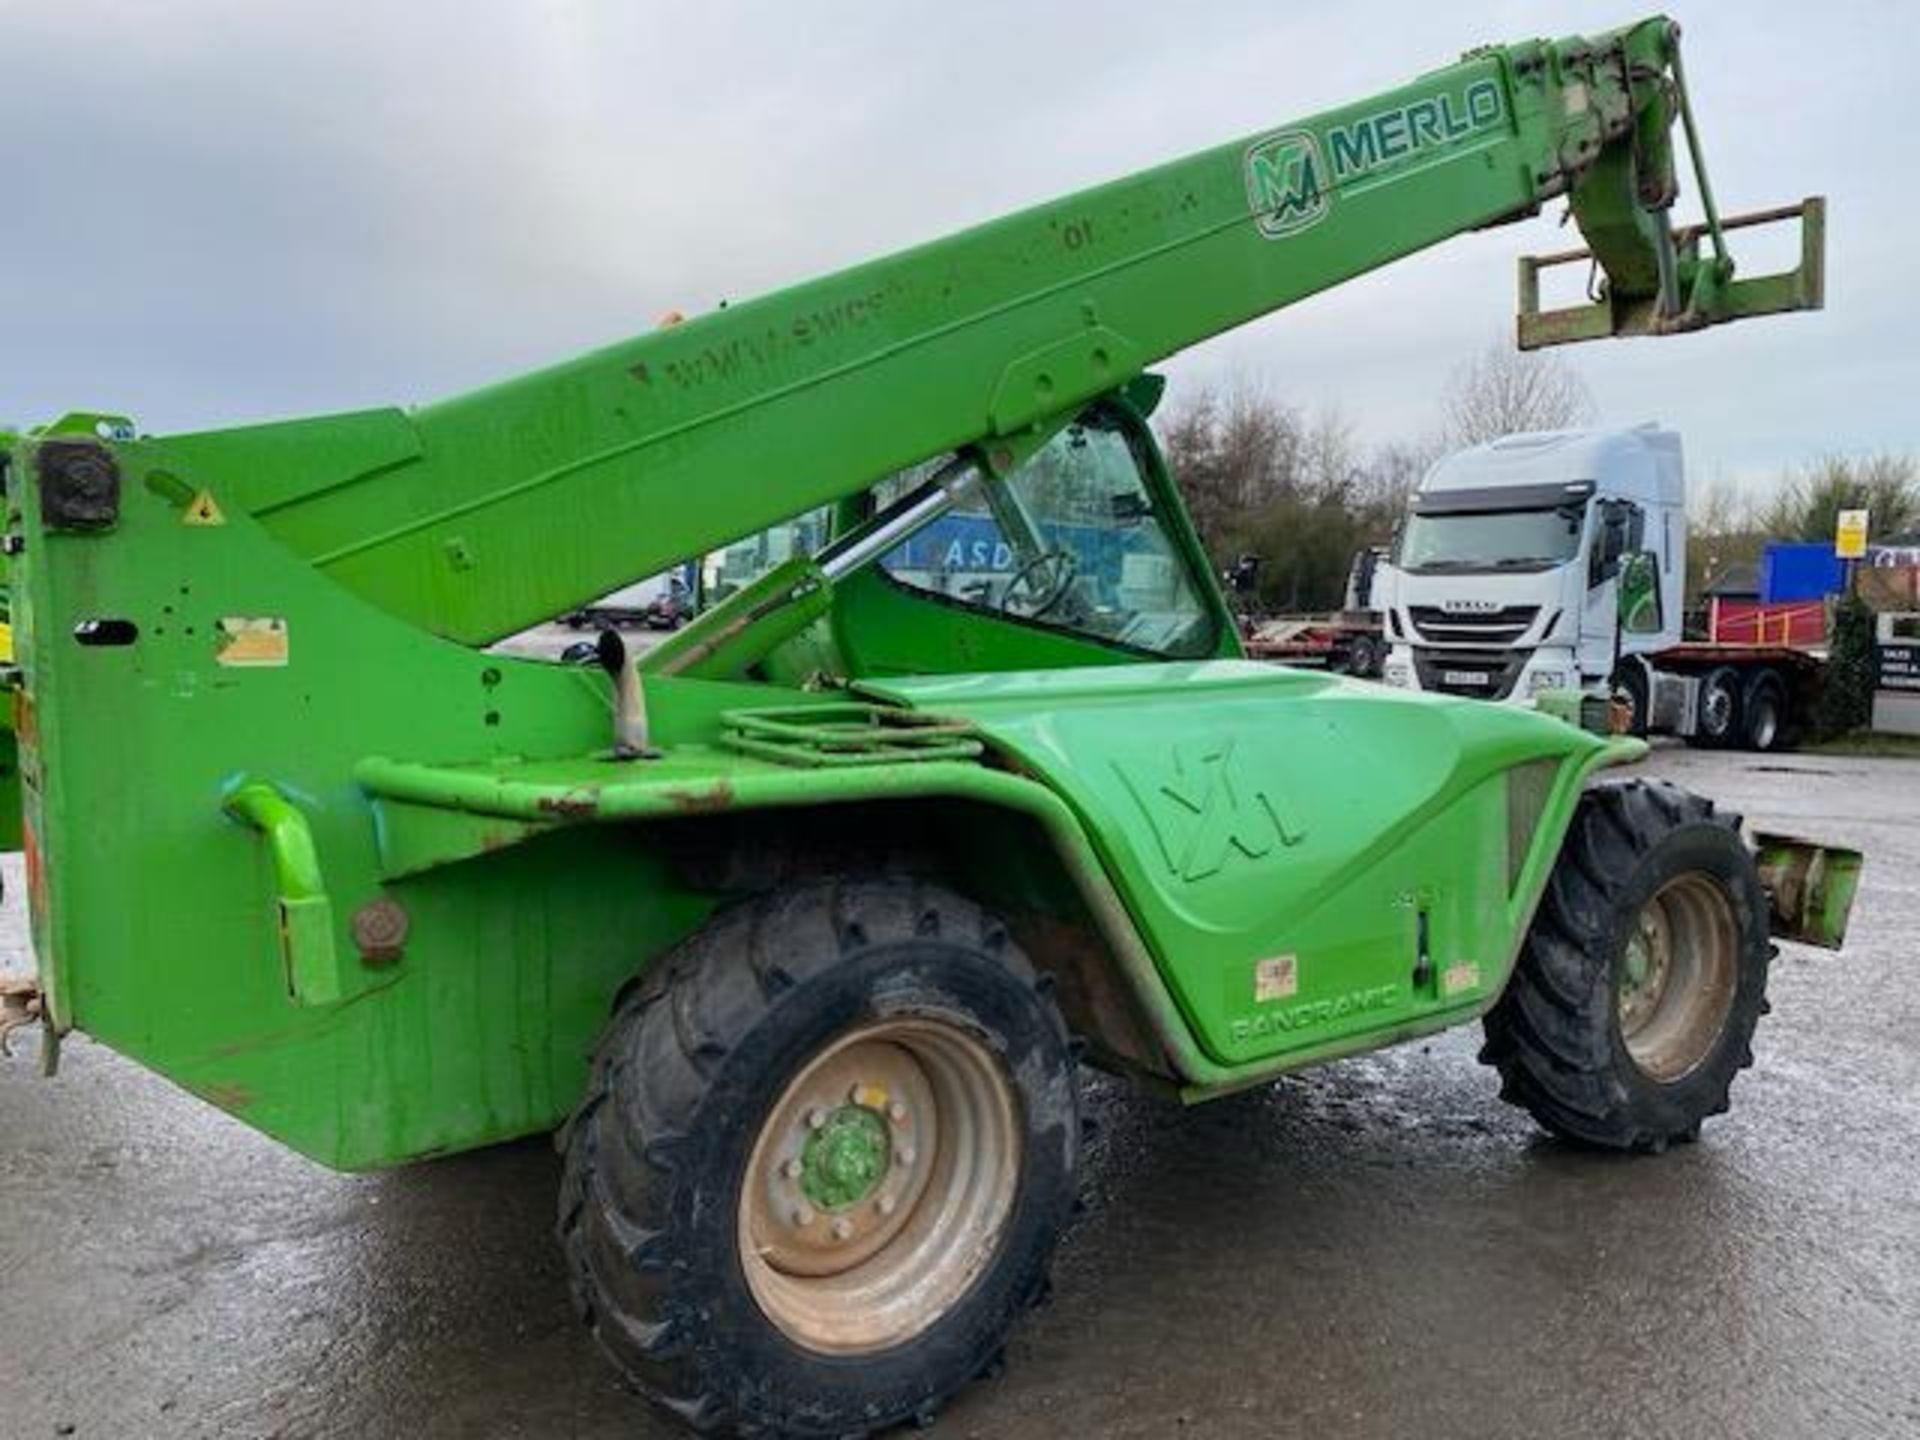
1617,872,1740,1082
739,1018,1021,1355
1703,684,1732,735
1751,699,1778,749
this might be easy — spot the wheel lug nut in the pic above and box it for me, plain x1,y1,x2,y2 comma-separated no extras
887,1101,908,1123
896,1145,917,1168
791,1203,815,1226
807,1107,828,1130
783,1158,803,1180
831,1217,854,1241
877,1194,897,1217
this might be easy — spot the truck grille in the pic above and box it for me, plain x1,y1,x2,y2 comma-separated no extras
1406,605,1539,645
1412,646,1529,701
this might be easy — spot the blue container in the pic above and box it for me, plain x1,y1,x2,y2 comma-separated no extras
1760,541,1844,603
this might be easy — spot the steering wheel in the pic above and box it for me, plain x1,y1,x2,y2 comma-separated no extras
1000,548,1079,620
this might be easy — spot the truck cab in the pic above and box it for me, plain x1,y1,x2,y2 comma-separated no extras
1379,426,1686,706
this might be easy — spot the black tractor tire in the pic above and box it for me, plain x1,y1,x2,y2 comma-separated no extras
1481,779,1772,1152
1689,665,1744,748
1741,668,1792,752
1611,659,1651,738
558,878,1080,1438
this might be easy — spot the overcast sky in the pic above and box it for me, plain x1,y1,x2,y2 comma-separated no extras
1,1,1906,493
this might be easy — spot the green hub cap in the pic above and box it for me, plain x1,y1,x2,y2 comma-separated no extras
1623,927,1655,989
800,1104,892,1211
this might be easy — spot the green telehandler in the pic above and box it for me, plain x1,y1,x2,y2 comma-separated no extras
0,16,1858,1436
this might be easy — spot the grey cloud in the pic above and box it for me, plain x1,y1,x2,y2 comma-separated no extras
0,1,1905,491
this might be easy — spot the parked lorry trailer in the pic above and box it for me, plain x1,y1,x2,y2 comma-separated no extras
1241,547,1389,675
560,568,696,632
0,18,1854,1437
1244,610,1385,674
1379,426,1829,749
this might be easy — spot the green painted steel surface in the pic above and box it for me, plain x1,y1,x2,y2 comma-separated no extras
1753,833,1862,950
801,1105,893,1212
859,663,1608,1066
352,730,1639,1102
9,442,724,1168
3,15,1818,1169
221,781,343,1007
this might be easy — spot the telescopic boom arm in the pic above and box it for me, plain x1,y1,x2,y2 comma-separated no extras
141,14,1818,644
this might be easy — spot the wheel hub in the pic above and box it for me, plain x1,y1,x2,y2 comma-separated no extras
739,1019,1020,1354
1618,907,1674,1034
1703,686,1732,733
1616,872,1739,1082
800,1103,892,1212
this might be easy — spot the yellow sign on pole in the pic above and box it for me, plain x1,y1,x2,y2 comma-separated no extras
1836,508,1870,560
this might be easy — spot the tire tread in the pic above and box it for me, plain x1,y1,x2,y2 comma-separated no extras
1483,779,1770,1151
557,877,1072,1437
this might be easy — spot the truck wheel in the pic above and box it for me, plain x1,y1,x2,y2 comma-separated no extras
1741,669,1791,751
1481,779,1771,1152
558,879,1079,1437
1691,665,1743,748
1611,661,1650,738
1347,634,1380,678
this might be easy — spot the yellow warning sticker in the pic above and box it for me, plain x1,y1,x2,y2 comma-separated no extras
1441,962,1482,997
183,490,226,526
215,617,288,667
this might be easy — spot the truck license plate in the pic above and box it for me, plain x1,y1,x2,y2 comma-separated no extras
1442,669,1488,687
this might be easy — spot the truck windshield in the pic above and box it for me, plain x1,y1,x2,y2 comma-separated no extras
1395,505,1584,573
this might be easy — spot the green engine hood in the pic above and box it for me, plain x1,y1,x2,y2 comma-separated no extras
859,661,1620,1069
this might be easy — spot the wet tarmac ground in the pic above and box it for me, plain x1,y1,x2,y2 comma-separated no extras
3,745,1917,1439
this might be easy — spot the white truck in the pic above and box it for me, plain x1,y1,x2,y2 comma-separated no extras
1376,426,1823,750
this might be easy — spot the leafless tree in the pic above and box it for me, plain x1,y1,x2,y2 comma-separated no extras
1361,435,1445,511
1686,475,1766,601
1684,452,1920,598
1441,337,1596,446
1157,379,1304,550
1754,451,1920,542
1158,380,1438,613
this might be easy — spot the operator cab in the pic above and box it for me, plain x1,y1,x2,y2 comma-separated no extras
866,405,1220,659
680,391,1239,684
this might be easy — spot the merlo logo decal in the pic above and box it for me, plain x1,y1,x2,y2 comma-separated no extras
1244,131,1329,240
1117,737,1305,883
1245,77,1505,242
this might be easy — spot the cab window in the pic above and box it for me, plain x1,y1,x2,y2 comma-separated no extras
875,411,1216,657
